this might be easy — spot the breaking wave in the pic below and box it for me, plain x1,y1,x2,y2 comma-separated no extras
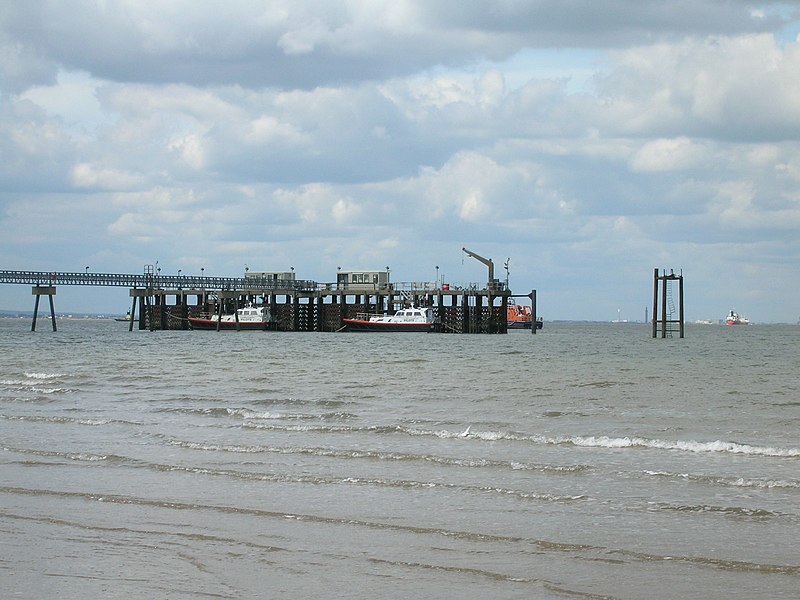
165,438,591,474
238,422,799,457
643,470,800,489
548,435,800,457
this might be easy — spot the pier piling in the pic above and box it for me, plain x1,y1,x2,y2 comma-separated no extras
31,286,58,332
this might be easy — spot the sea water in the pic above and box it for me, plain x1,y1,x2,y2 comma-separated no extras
1,319,798,599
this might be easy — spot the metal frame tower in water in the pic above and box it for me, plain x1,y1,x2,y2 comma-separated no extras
652,268,684,338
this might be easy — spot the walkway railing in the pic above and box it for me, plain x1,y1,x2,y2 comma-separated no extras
1,270,504,294
0,270,317,291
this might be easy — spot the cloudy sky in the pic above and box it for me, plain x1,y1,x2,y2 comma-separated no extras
2,1,800,322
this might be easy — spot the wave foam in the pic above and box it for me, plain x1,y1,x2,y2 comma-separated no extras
229,421,799,458
544,435,800,457
24,372,65,380
644,470,800,489
419,429,799,457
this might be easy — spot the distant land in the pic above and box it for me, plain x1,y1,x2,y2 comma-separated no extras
0,309,121,320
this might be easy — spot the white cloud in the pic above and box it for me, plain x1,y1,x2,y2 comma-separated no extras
70,162,142,189
629,137,706,172
598,34,800,138
416,153,505,220
167,133,208,170
277,19,331,56
240,115,308,149
331,197,363,225
381,68,507,124
273,183,365,227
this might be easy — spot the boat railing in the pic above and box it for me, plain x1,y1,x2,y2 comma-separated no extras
351,310,439,323
353,312,384,320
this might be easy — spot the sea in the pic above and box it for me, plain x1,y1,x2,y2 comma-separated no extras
1,318,798,599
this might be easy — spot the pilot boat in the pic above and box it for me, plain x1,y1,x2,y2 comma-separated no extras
188,305,272,330
342,306,437,332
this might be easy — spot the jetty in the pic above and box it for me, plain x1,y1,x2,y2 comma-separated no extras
1,265,537,334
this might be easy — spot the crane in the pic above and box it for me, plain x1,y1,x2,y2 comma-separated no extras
462,247,495,288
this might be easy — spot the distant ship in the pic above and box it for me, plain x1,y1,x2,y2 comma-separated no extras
725,310,749,325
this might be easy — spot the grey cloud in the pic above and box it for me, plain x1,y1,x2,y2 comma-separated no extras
2,1,792,91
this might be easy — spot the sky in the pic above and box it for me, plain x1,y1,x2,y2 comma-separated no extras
2,1,800,322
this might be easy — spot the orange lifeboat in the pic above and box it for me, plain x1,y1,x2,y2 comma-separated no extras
506,301,532,329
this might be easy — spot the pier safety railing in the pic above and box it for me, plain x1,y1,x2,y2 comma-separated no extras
0,270,318,292
1,270,503,295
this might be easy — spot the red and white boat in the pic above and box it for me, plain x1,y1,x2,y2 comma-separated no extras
342,306,437,332
725,310,749,325
189,305,272,330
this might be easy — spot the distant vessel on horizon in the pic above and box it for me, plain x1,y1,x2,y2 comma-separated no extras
725,309,749,325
